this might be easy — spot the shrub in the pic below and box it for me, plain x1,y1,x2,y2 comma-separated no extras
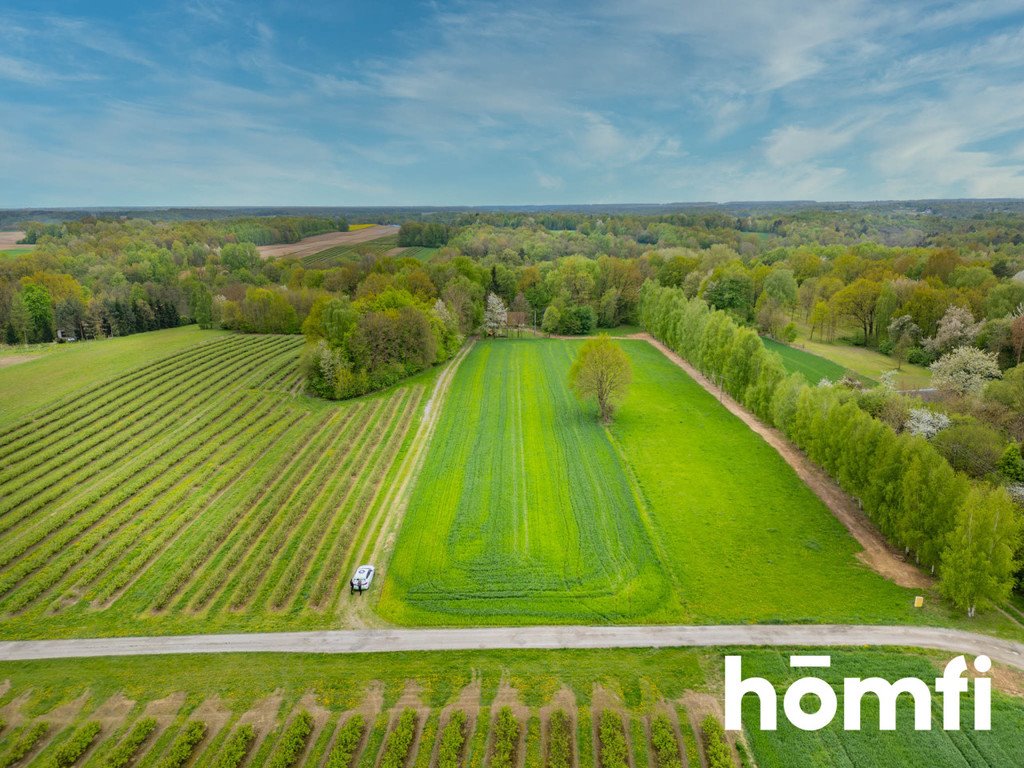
47,722,101,768
649,716,680,768
524,718,541,768
379,710,417,768
158,721,207,768
489,708,519,768
268,711,313,768
932,422,1005,477
596,712,627,768
700,716,732,768
0,722,49,768
215,725,256,768
326,716,365,768
105,718,157,768
546,711,571,768
437,711,467,768
998,444,1024,482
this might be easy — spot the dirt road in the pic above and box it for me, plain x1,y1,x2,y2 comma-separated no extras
1,625,1020,667
257,225,399,259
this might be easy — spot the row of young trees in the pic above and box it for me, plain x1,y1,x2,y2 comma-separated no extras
639,282,1022,617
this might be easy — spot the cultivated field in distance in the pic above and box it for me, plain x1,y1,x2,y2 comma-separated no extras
1,648,1022,768
0,332,424,638
257,225,399,260
379,339,919,627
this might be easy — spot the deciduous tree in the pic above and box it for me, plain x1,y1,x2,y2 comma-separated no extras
569,334,632,423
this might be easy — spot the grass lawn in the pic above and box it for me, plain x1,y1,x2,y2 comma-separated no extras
0,648,1021,768
379,340,670,624
762,338,856,384
379,338,930,627
0,326,230,428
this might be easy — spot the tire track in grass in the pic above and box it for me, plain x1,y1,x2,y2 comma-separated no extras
336,388,424,586
346,341,474,619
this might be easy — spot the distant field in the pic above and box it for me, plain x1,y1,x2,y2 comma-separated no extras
257,225,399,260
0,333,424,639
301,234,400,267
1,647,1021,768
389,245,439,261
761,337,866,384
798,336,933,390
0,326,230,428
379,339,920,627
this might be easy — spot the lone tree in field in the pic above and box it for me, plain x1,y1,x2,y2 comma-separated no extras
569,335,632,424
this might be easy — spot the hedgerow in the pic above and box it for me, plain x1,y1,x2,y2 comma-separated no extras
47,722,102,768
104,718,157,768
546,711,571,768
0,722,49,768
597,712,627,768
356,714,389,768
524,718,541,768
267,711,313,768
213,725,256,768
157,721,206,768
413,713,439,768
437,711,467,768
325,715,365,768
700,716,732,768
648,716,680,768
379,710,417,768
489,708,519,768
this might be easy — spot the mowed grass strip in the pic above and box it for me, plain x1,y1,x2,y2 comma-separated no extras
379,340,670,625
0,333,425,639
382,338,918,627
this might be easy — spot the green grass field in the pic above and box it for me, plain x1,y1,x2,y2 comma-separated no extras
761,337,870,385
0,648,1020,768
300,234,400,268
0,327,230,428
0,333,426,639
797,337,933,390
379,338,926,627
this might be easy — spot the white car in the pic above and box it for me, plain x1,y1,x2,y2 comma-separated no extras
350,564,375,593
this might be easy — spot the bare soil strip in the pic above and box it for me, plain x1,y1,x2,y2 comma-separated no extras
257,226,400,260
0,231,30,250
632,332,931,590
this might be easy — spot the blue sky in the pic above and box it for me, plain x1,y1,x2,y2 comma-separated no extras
2,0,1024,205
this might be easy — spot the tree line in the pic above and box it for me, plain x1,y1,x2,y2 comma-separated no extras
639,282,1022,617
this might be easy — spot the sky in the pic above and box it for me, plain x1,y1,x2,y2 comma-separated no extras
2,0,1024,206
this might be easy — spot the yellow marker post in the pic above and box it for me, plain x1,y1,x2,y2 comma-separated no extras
914,596,925,608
